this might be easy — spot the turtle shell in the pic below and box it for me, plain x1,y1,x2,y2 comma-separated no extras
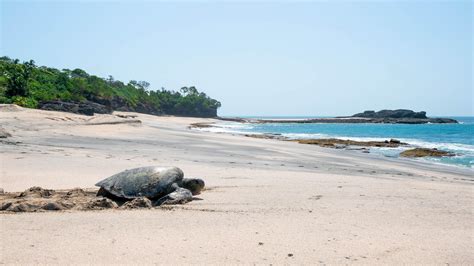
95,166,184,199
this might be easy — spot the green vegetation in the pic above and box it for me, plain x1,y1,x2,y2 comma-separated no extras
0,57,221,117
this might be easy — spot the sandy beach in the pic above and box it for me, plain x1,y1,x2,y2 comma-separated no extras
0,105,473,264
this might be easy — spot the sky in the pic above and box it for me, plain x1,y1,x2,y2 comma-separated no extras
1,1,472,116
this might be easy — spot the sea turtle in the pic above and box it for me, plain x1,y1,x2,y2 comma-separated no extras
95,166,205,205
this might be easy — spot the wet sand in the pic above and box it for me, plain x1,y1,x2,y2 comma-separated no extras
0,105,472,264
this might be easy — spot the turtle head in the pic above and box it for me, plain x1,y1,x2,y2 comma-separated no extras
181,178,205,195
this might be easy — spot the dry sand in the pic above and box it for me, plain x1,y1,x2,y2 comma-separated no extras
0,104,473,264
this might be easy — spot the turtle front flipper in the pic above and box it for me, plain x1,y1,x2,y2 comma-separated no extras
154,187,193,206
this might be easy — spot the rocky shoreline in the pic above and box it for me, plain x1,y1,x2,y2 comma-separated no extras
400,148,455,158
295,138,407,148
190,122,457,159
218,109,458,124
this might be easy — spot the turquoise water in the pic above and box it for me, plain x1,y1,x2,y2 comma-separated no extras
204,117,474,168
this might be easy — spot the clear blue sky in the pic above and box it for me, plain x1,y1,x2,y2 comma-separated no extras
1,1,472,116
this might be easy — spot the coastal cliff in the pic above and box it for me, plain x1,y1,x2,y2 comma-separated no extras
0,57,221,117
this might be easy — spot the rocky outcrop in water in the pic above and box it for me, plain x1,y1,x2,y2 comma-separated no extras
352,109,427,119
219,109,458,124
296,138,407,148
347,109,457,124
244,133,287,140
400,148,455,158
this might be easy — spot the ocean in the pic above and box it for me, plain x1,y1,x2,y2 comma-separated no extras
199,116,474,169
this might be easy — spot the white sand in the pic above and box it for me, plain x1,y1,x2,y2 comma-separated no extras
0,105,473,264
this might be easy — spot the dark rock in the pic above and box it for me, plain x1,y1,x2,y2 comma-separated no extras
189,122,215,129
244,134,287,140
297,138,407,148
249,110,458,124
352,109,427,119
390,139,401,144
334,144,347,149
400,148,455,158
116,114,138,119
40,100,112,116
110,96,162,116
426,118,459,124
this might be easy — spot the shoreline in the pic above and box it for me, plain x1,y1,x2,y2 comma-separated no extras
1,106,472,264
216,115,458,124
190,121,474,171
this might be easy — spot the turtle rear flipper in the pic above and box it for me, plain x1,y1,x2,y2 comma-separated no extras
154,188,193,206
96,187,127,205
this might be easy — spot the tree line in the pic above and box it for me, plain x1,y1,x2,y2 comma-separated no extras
0,57,221,117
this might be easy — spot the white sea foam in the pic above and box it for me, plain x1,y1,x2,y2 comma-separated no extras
193,127,257,135
209,122,254,130
279,133,474,154
281,133,332,139
397,139,474,153
192,122,257,135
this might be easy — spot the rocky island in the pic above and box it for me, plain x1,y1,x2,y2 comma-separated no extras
219,109,458,124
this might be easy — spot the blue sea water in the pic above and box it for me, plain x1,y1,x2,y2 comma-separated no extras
203,116,474,169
